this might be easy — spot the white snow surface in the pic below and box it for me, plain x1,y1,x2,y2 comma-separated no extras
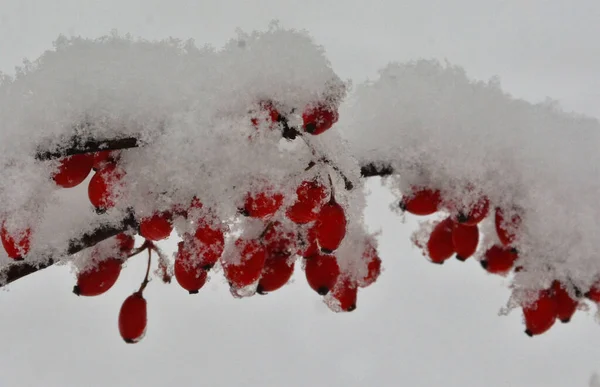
1,26,599,300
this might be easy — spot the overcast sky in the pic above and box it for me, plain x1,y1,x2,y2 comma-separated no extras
1,1,600,386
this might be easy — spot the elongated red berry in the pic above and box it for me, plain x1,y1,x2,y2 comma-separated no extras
118,292,147,343
358,242,382,288
315,199,347,253
551,281,578,323
139,212,173,241
263,221,296,255
73,258,122,296
53,154,94,188
426,217,454,264
302,103,338,135
257,254,295,294
1,222,31,260
223,239,267,288
481,245,518,275
452,223,479,261
174,241,208,294
328,278,358,312
88,164,125,210
244,190,284,219
286,180,328,224
523,290,557,337
400,188,441,216
495,208,521,246
194,222,225,267
456,196,489,225
305,253,340,295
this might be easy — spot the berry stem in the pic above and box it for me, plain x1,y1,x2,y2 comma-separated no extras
138,246,153,294
298,134,354,191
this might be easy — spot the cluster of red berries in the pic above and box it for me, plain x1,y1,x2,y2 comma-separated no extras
402,186,600,336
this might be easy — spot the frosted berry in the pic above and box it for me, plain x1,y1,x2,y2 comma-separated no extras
585,281,600,303
223,238,267,288
315,199,347,253
523,290,557,337
456,196,489,226
305,253,340,295
551,281,578,323
495,207,521,247
358,242,382,288
328,278,358,312
243,190,284,219
194,222,225,268
92,150,119,171
400,188,441,216
139,212,173,241
481,245,518,275
73,258,122,297
263,221,296,256
52,154,94,188
118,292,147,343
302,103,338,135
452,223,479,261
1,222,31,260
257,254,295,294
88,164,125,211
251,100,280,130
174,241,208,294
116,233,135,254
286,180,328,224
426,217,454,264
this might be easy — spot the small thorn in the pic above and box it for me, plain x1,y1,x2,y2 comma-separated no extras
456,212,469,223
524,329,533,337
455,254,466,262
304,123,317,134
317,286,330,296
321,248,334,254
188,289,199,295
480,260,489,269
72,285,81,296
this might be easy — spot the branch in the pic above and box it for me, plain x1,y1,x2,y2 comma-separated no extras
36,136,142,161
360,162,394,177
0,211,138,287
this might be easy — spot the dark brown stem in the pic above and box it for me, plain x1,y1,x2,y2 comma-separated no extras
360,162,394,177
36,136,141,161
138,248,152,294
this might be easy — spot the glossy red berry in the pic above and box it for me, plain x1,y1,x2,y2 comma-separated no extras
174,241,208,294
328,278,358,312
139,212,173,241
495,207,521,246
400,188,441,216
52,154,94,188
194,222,225,267
263,221,296,255
481,245,518,275
286,180,328,224
302,103,338,135
315,200,347,253
118,292,147,343
456,196,489,226
305,253,340,295
1,223,31,260
426,217,455,264
73,258,122,297
88,164,125,211
551,281,578,323
115,233,135,253
244,190,284,219
358,242,382,288
257,254,295,294
223,239,267,288
523,290,558,337
452,223,479,261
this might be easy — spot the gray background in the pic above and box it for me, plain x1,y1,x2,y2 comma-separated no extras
1,1,599,386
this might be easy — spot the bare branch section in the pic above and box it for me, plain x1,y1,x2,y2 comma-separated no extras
360,162,394,177
0,211,138,288
36,137,141,161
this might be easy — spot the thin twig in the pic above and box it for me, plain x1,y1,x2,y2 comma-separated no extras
36,136,141,161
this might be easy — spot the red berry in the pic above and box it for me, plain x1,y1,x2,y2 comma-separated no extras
551,281,578,323
88,164,125,210
52,154,94,188
286,180,328,224
194,222,225,267
244,190,284,219
456,196,489,226
358,242,381,288
139,212,173,241
495,207,521,247
263,221,296,255
118,292,147,343
400,188,441,216
452,223,479,261
116,233,135,253
585,281,600,303
251,101,280,130
298,226,319,258
1,222,31,260
92,150,119,171
523,290,557,337
73,257,122,297
305,253,340,295
481,245,518,275
302,103,338,135
426,217,455,264
257,254,295,294
315,200,347,253
223,239,267,288
174,241,209,294
328,278,358,312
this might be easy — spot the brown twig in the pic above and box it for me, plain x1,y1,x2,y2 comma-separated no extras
36,136,141,161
